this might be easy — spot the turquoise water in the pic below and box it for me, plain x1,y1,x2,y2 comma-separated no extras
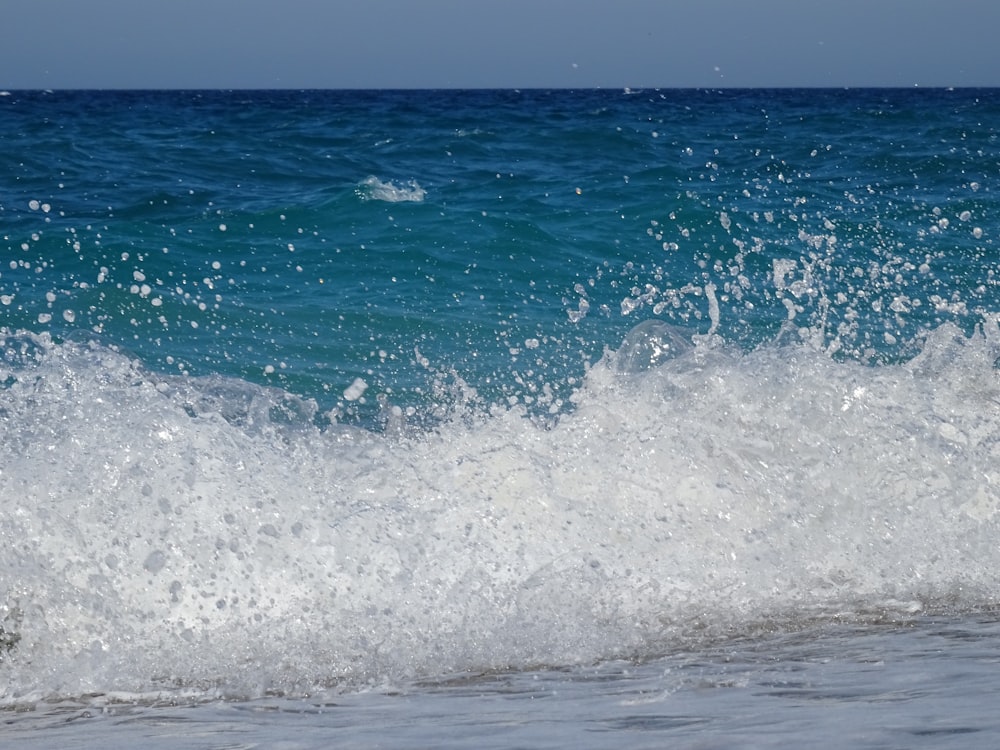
3,89,1000,743
5,90,996,422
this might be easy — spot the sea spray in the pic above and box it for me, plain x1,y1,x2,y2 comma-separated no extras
4,318,1000,699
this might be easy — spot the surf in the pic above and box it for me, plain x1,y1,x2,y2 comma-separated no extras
3,314,1000,702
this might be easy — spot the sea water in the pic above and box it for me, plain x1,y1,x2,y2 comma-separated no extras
2,88,1000,747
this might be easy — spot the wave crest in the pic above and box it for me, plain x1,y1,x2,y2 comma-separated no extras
4,324,1000,701
356,176,426,203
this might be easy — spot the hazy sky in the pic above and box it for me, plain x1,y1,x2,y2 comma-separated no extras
3,0,998,89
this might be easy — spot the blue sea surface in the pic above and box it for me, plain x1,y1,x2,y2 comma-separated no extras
4,89,996,421
3,88,1000,745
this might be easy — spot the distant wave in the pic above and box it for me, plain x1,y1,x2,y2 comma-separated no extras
357,175,426,203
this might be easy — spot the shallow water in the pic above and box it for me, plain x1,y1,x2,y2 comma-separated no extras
7,615,1000,749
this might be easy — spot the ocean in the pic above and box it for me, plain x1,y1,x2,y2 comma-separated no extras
2,87,1000,747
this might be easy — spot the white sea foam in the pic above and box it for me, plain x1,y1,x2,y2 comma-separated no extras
357,176,426,203
2,323,1000,702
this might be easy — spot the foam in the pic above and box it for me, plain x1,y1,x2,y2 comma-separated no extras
356,176,426,203
2,322,1000,701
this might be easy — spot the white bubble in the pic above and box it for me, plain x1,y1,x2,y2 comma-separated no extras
212,261,221,270
37,313,52,323
62,309,76,323
28,199,39,210
343,377,368,402
219,223,227,232
264,364,275,375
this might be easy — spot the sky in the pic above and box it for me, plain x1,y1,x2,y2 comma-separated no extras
2,0,999,89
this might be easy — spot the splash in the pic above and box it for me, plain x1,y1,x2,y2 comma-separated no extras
615,319,694,372
3,320,1000,703
356,176,426,203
